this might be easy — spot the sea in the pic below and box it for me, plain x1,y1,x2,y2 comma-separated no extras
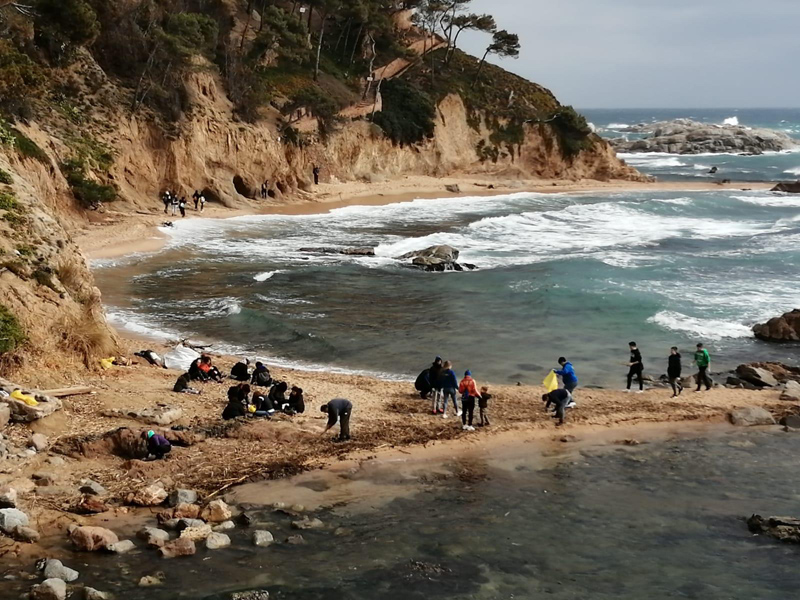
95,107,800,387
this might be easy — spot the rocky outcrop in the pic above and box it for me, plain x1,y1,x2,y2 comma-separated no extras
772,182,800,193
753,309,800,342
747,515,800,543
397,245,476,272
0,378,62,423
611,119,799,155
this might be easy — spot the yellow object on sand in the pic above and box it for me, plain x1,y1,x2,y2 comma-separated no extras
99,357,116,370
11,389,38,406
248,404,257,414
543,370,559,393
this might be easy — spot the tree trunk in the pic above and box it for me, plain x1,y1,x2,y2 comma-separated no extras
362,33,376,99
258,0,267,33
307,4,313,30
471,49,489,89
240,0,254,51
314,17,326,81
334,17,351,52
446,26,465,64
349,21,364,66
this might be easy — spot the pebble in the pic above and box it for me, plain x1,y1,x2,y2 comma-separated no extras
43,559,79,583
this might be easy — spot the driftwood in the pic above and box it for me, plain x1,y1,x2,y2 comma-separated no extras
39,386,93,398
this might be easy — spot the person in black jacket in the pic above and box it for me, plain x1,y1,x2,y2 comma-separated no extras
268,381,289,410
321,398,352,441
173,372,200,394
251,362,272,388
227,383,250,404
189,357,209,382
542,389,573,426
231,359,250,382
222,398,248,420
626,341,644,393
668,347,683,398
288,386,305,414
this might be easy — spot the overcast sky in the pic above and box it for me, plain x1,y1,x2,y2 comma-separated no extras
458,0,800,109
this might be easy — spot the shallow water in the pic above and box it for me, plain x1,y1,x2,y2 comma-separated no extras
9,428,800,599
95,188,800,386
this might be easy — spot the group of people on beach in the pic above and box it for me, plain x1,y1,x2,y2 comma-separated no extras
415,358,492,431
161,189,207,217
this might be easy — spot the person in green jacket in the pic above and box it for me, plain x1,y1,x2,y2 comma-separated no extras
694,343,712,391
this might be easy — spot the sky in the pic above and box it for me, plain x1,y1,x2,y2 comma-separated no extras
457,0,800,109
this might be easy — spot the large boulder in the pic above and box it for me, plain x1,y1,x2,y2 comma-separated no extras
772,182,800,193
397,245,475,272
735,365,779,388
69,526,119,552
728,407,776,427
0,378,63,423
753,309,800,342
781,380,800,402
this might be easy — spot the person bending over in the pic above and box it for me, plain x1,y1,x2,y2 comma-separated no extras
231,358,251,382
142,430,171,460
222,397,248,420
321,398,352,441
542,389,574,426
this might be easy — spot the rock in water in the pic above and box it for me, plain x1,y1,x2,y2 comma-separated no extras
179,524,213,542
397,245,475,272
43,559,79,583
203,500,232,523
772,182,800,193
728,407,776,426
108,539,136,554
84,587,110,600
747,514,800,543
230,592,270,600
610,119,799,155
752,309,800,342
252,531,274,547
291,517,324,530
70,526,119,552
0,507,29,533
205,532,231,550
159,537,196,558
138,526,170,548
212,521,235,532
30,579,67,600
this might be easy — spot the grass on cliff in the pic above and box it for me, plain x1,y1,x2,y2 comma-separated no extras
0,168,12,185
0,304,25,355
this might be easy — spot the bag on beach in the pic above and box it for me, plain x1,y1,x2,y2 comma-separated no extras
543,370,558,393
164,345,201,371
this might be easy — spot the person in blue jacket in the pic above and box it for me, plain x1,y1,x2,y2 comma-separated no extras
555,357,578,394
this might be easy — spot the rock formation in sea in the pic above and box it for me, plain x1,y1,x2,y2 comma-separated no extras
610,119,799,155
752,309,800,342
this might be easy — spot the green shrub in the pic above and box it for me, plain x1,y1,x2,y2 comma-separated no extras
65,134,114,171
550,105,594,158
163,12,219,58
0,40,45,113
33,268,59,293
11,129,48,163
372,79,435,146
0,168,12,184
0,191,17,211
283,86,341,136
0,303,25,354
35,0,100,61
60,158,117,208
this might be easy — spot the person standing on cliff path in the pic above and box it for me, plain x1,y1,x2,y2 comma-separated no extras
555,357,578,395
694,343,713,392
626,341,644,393
668,347,683,398
312,165,320,185
192,189,201,210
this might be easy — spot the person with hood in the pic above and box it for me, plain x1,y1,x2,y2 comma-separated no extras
231,358,251,382
458,370,481,431
694,343,712,391
668,347,683,398
288,386,305,414
251,362,272,388
222,397,249,420
438,360,460,418
142,430,171,460
626,341,644,393
268,381,289,410
429,357,444,410
189,356,210,382
227,383,250,404
555,357,578,394
321,398,352,441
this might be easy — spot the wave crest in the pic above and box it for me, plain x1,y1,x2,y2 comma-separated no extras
648,311,753,340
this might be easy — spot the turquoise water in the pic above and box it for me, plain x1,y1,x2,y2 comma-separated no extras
96,187,800,386
8,428,800,599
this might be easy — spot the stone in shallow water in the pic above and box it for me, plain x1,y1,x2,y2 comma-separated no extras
205,532,231,550
43,559,79,583
30,578,67,600
252,530,274,547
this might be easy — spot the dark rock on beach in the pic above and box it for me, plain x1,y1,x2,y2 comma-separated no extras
772,182,800,193
397,245,477,272
610,119,799,155
752,309,800,342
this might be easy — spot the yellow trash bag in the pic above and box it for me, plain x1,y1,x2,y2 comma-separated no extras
248,404,257,414
100,357,116,370
11,389,38,406
543,370,559,393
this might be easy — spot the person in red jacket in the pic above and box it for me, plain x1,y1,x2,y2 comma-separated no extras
458,370,480,431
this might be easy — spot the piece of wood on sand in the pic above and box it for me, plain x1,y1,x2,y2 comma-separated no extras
39,386,93,398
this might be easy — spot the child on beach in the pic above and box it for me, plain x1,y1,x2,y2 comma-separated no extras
478,386,492,426
458,370,481,431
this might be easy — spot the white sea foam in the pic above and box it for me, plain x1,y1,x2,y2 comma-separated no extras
652,197,693,206
732,195,800,208
106,309,181,342
254,270,283,282
723,116,740,126
622,155,687,168
607,123,631,130
784,166,800,176
648,311,753,340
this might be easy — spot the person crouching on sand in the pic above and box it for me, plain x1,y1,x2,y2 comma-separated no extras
458,370,480,431
142,430,171,460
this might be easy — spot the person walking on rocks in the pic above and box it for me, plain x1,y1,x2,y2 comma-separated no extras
626,341,644,393
668,346,683,398
321,398,352,441
694,343,712,392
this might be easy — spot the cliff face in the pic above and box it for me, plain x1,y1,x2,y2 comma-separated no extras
0,50,639,371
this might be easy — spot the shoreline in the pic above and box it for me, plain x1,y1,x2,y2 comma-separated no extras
79,176,774,260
